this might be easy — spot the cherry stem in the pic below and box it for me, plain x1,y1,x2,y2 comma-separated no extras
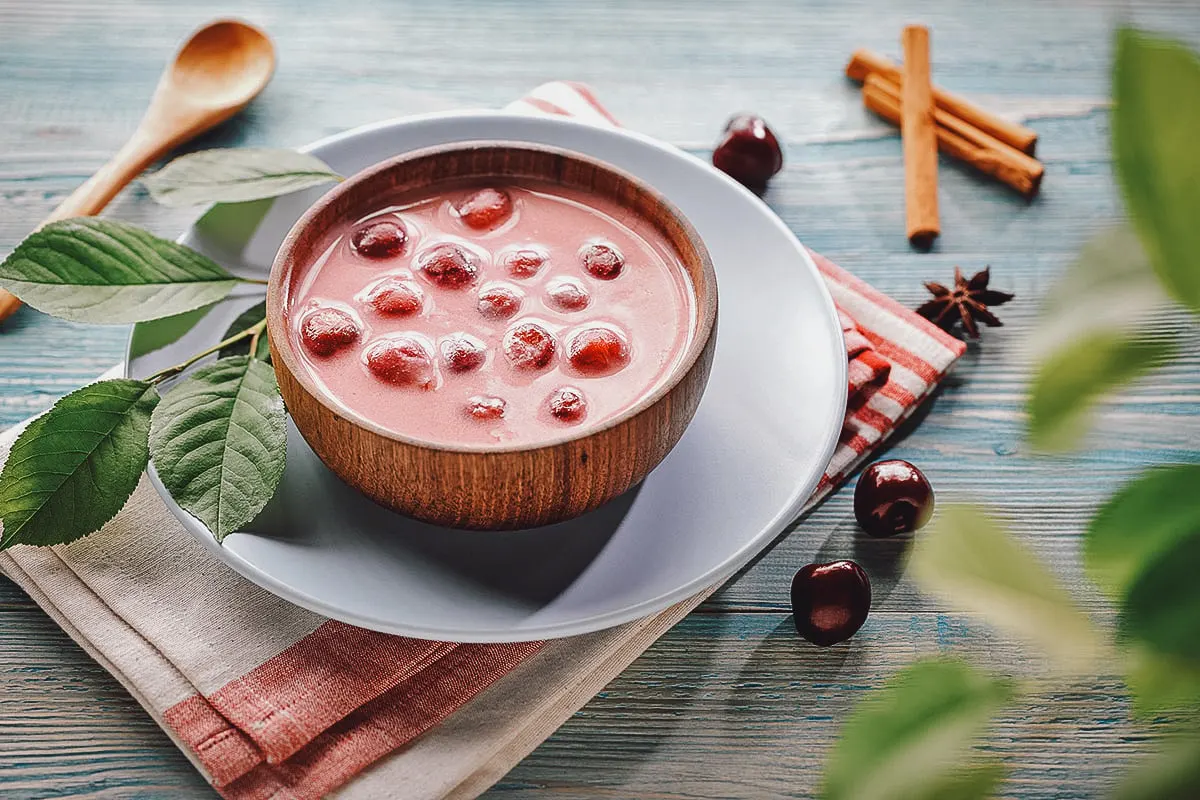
147,319,267,384
240,277,270,286
247,325,264,361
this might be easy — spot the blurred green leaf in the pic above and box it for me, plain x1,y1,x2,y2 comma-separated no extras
1026,225,1178,452
911,505,1104,673
1085,465,1200,594
1122,532,1200,661
1114,734,1200,800
1033,225,1166,353
919,763,1006,800
1113,28,1200,313
821,658,1012,800
1027,330,1174,452
1125,647,1200,719
1083,464,1200,662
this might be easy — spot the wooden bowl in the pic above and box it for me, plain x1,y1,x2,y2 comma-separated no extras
266,142,718,530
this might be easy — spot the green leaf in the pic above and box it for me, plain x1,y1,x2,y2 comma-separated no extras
1114,734,1200,800
1032,225,1167,354
218,301,270,362
1122,531,1200,662
1113,28,1200,313
1084,465,1200,595
149,356,285,541
821,658,1012,800
1026,329,1174,452
0,219,239,323
910,505,1104,673
916,763,1006,800
1125,646,1200,718
1084,465,1200,662
128,304,218,359
1026,225,1178,452
0,379,159,549
142,148,342,207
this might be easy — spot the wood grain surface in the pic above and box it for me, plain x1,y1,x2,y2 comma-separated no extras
2,1,1199,798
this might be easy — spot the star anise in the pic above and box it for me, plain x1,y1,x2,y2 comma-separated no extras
916,266,1014,338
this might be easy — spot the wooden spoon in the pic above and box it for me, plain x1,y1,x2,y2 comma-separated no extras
0,19,276,323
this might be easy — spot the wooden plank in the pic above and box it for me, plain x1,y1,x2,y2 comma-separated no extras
0,608,1153,799
0,615,212,798
500,613,1149,799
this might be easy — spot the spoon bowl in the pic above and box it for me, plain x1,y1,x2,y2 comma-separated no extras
165,20,276,119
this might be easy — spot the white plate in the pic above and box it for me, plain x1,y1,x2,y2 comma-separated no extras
126,112,846,642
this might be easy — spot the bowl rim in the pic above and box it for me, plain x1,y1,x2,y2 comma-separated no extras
266,140,719,456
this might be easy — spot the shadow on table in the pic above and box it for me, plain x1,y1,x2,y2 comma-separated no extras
814,521,908,604
725,615,867,725
511,614,726,783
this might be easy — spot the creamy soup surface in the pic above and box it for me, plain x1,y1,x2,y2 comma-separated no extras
286,180,696,446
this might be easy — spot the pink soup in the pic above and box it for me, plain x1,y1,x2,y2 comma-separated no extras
286,181,697,447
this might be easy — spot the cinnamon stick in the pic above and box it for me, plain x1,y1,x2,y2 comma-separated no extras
863,75,1044,198
901,26,938,249
847,48,1038,156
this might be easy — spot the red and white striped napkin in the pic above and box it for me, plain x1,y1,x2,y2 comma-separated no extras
0,84,966,799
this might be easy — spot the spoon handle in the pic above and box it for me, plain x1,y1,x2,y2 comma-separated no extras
0,130,165,323
47,132,163,223
0,289,20,323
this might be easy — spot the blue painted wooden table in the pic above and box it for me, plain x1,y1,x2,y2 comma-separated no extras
2,1,1199,797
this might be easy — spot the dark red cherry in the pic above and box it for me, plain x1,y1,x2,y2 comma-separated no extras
351,219,408,259
417,243,479,289
440,334,486,373
365,278,423,316
504,322,556,370
548,387,587,422
567,327,629,375
477,284,523,320
791,560,871,646
467,395,506,420
364,337,434,388
300,308,360,356
853,460,934,538
712,114,783,190
455,188,513,230
580,242,625,280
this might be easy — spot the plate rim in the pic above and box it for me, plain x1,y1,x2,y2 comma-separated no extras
126,110,848,641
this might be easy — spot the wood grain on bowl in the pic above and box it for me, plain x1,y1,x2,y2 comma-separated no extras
267,143,718,529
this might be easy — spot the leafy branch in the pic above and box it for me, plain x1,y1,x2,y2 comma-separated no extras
0,147,339,550
147,317,267,384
